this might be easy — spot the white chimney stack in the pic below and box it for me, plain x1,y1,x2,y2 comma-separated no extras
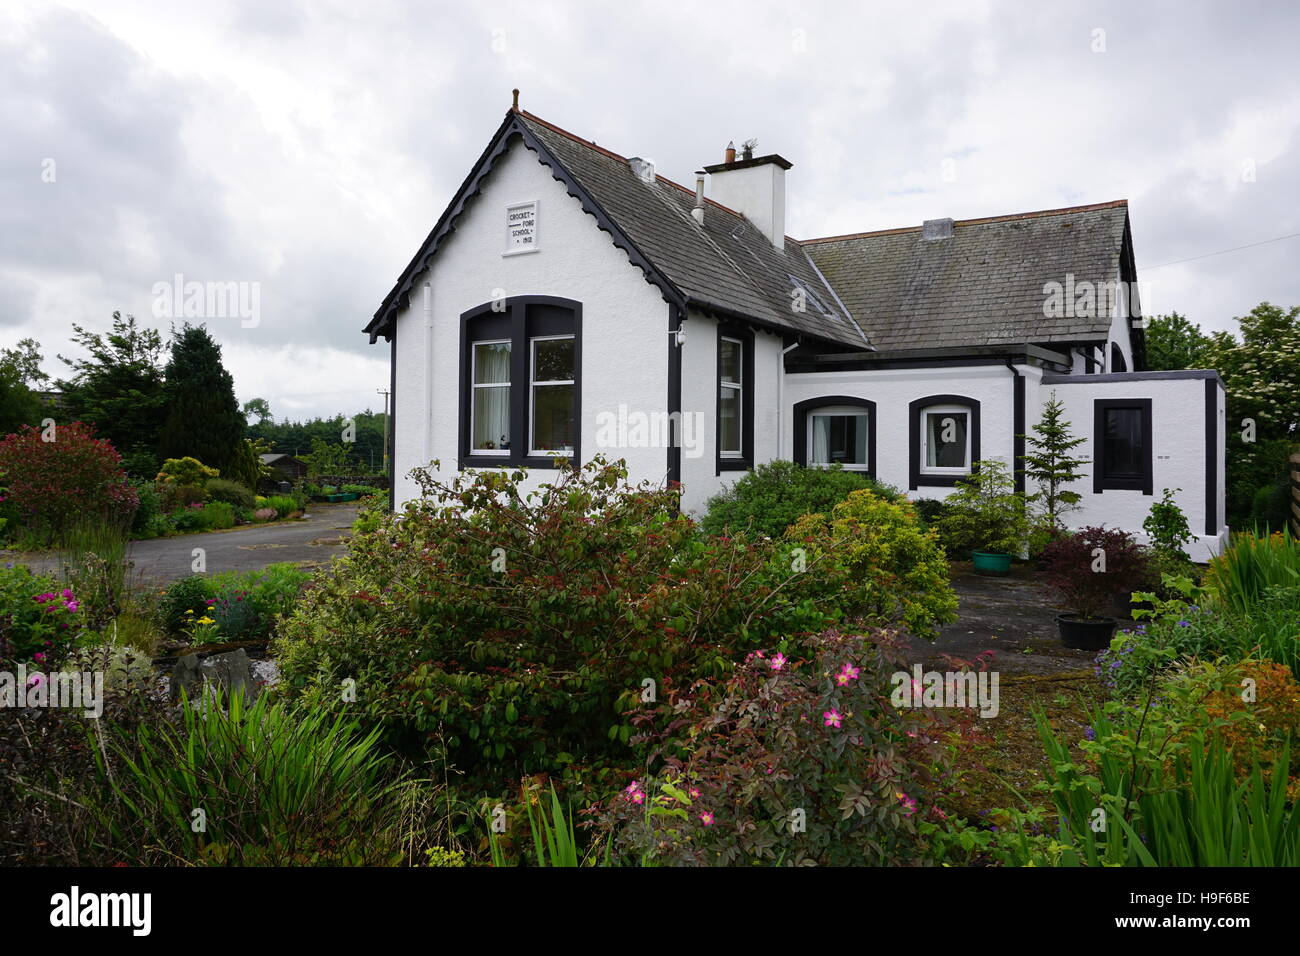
691,171,705,223
704,145,792,249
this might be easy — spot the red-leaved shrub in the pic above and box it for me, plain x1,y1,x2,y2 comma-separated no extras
0,422,138,541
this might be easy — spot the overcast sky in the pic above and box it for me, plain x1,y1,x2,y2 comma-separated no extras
3,0,1297,420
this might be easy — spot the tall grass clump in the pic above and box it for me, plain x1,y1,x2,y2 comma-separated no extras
85,690,410,865
1207,528,1300,614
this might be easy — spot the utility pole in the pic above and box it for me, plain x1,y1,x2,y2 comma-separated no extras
377,388,391,476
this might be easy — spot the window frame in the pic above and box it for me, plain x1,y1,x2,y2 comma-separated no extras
458,296,582,469
1093,398,1153,494
792,396,877,479
908,394,981,489
715,326,754,473
528,333,576,456
920,404,972,476
468,338,512,457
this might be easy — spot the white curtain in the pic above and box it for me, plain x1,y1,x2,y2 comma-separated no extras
812,416,831,463
473,343,511,450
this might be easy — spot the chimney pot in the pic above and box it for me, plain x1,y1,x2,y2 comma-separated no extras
724,141,736,164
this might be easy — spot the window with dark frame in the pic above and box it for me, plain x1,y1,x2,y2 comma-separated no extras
908,394,981,489
1093,398,1152,494
459,297,581,468
716,327,754,472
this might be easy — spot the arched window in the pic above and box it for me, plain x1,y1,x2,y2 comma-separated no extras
459,296,581,467
792,397,876,478
908,394,981,489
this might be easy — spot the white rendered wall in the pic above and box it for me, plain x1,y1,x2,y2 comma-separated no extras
390,139,670,507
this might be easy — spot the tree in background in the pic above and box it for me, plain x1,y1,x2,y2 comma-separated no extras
0,338,48,436
242,397,272,424
1143,312,1215,371
156,324,247,478
1206,302,1300,529
55,313,167,478
248,407,383,474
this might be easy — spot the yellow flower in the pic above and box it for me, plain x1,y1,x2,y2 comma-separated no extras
197,616,215,625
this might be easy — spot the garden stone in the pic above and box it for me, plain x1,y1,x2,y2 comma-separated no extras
171,648,258,703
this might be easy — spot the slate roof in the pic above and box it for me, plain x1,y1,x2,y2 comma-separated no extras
368,108,1133,355
801,201,1132,350
516,113,866,347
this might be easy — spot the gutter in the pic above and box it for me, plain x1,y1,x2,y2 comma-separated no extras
1005,357,1026,495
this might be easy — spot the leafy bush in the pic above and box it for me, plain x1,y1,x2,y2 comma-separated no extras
352,491,390,535
275,458,854,794
590,628,953,866
341,484,383,497
700,459,900,539
205,478,256,509
1038,526,1152,620
1143,487,1193,558
0,565,86,667
787,488,957,640
171,500,236,533
84,691,411,865
129,479,168,539
155,456,219,488
936,459,1028,558
0,422,138,543
159,563,309,640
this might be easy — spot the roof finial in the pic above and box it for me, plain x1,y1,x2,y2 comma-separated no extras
511,88,520,112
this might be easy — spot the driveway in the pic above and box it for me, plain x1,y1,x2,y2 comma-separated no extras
902,563,1100,676
6,502,360,588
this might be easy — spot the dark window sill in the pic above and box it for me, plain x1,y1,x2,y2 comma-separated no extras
457,455,574,470
913,472,970,488
718,458,752,473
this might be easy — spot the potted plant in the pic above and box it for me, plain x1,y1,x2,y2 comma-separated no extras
937,459,1028,575
1038,525,1153,649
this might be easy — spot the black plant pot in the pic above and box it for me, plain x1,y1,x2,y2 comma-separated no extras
1056,614,1118,651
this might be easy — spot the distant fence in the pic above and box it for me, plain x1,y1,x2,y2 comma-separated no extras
1292,453,1300,538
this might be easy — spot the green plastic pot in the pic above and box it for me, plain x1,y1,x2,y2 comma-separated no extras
972,551,1013,576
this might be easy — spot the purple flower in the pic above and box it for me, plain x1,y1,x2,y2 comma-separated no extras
1177,620,1190,628
1084,726,1096,741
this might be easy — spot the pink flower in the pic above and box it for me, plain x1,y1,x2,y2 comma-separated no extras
699,811,714,826
623,781,645,805
688,787,700,799
33,592,55,604
63,600,79,613
770,653,787,671
26,673,44,689
895,791,917,816
835,663,860,686
33,652,46,662
823,709,843,729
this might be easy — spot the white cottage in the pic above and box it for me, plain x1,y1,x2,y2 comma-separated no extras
366,98,1228,560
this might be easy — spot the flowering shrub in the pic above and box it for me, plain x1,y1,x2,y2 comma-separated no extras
1038,525,1152,620
275,458,854,793
0,565,85,667
588,628,953,866
159,563,308,640
155,456,219,488
787,489,957,640
0,422,138,541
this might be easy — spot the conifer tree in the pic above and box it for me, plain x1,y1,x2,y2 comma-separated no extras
1020,391,1089,530
156,324,246,476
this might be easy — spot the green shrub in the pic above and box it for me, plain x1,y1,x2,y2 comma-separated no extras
265,494,300,518
787,488,957,640
341,484,382,497
158,563,308,640
171,501,236,533
936,459,1028,558
205,478,256,509
84,690,410,865
700,459,901,539
155,456,218,487
352,490,390,535
129,480,165,539
274,458,854,794
591,628,954,866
